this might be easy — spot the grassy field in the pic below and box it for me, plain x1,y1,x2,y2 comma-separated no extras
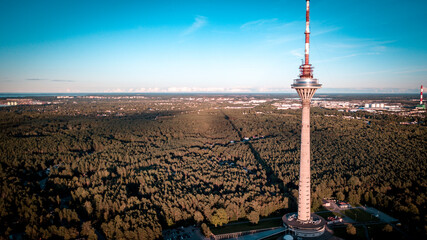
210,218,282,235
343,208,380,222
316,210,342,219
315,206,329,212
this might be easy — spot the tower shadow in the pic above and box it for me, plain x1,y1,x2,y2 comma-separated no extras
222,111,286,193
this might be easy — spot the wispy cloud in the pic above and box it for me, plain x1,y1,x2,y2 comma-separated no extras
370,45,388,53
266,35,301,45
51,79,75,82
311,27,341,36
25,78,75,82
356,67,427,76
266,26,339,45
320,39,396,62
393,68,427,74
317,52,378,63
270,21,299,30
290,49,303,58
103,87,294,93
324,39,396,50
182,16,207,36
240,18,278,30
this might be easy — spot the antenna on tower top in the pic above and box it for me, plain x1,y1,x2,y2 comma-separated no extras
291,0,320,89
304,0,310,66
298,0,314,79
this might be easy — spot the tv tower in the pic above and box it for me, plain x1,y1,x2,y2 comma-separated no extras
292,0,321,222
282,1,326,237
417,85,426,110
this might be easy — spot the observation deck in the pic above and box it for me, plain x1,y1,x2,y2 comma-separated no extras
291,64,322,89
291,77,322,89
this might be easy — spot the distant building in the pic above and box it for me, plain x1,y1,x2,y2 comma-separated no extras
364,103,386,109
337,202,351,209
0,98,46,106
322,199,331,207
415,104,426,110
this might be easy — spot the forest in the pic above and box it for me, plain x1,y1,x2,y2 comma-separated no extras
0,95,425,239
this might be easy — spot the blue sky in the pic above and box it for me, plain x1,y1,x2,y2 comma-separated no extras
0,0,426,93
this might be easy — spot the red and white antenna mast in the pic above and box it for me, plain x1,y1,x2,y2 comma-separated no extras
301,0,313,78
421,85,424,105
293,0,319,88
304,0,310,66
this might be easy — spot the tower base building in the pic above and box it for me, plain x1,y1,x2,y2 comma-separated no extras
282,213,326,238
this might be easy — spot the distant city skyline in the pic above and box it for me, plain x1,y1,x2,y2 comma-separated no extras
1,0,426,93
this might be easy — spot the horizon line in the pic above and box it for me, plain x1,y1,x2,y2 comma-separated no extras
0,87,422,95
0,91,421,95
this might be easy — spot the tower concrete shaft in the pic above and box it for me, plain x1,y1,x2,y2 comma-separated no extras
295,89,317,222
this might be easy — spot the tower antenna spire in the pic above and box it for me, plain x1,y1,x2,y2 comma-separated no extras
299,0,313,78
305,0,310,66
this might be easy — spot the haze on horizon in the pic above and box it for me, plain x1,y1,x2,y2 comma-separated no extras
0,0,426,94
